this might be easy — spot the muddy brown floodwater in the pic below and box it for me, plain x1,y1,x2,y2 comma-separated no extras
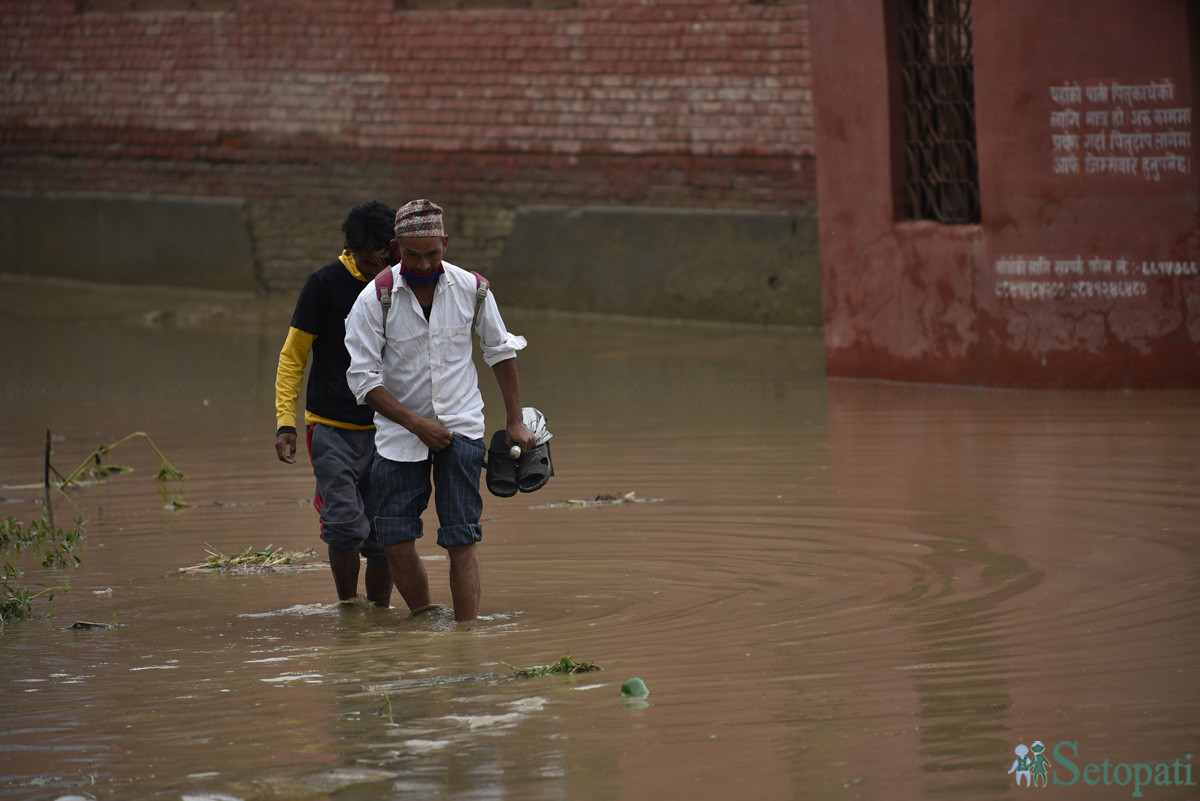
0,276,1198,801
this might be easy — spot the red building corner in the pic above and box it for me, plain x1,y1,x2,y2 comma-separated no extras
811,0,1199,388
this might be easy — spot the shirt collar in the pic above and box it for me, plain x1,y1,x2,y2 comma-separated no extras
339,249,369,282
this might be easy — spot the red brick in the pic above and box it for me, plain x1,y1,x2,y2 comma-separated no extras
1,0,814,292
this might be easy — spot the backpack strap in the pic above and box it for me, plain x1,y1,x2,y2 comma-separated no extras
472,271,489,329
375,268,489,347
375,267,396,345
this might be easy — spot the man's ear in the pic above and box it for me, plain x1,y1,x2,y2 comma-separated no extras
389,238,400,258
442,236,450,255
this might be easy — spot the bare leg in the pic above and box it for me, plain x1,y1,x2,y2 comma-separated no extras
385,541,431,613
327,546,361,602
364,561,393,607
447,543,481,622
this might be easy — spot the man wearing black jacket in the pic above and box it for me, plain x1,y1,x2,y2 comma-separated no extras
274,201,396,606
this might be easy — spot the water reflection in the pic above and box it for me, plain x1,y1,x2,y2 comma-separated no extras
896,525,1042,798
0,277,1197,800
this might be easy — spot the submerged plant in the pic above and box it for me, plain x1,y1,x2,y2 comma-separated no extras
1,562,67,626
56,431,188,508
1,514,83,567
501,654,601,678
376,692,395,724
0,513,85,627
179,544,318,574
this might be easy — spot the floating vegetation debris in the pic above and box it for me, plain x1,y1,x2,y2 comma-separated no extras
1,513,85,627
0,513,85,568
501,654,601,678
59,431,184,489
1,569,63,626
4,427,180,630
49,430,188,511
377,692,395,724
179,544,318,574
529,491,664,510
71,620,122,630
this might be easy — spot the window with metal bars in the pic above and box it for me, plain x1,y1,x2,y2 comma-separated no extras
894,0,980,225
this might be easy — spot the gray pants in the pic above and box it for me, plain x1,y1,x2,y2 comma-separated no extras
308,424,387,569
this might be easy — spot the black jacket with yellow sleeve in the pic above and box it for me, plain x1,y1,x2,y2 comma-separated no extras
275,252,376,435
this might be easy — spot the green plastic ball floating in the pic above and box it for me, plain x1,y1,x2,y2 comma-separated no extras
620,677,649,697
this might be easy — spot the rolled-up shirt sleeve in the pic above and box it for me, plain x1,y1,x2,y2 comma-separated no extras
344,282,385,405
475,289,527,367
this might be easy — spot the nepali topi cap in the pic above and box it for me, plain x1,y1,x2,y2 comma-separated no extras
395,199,445,239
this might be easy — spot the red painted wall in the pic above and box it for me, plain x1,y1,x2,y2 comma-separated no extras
811,0,1199,388
0,0,814,293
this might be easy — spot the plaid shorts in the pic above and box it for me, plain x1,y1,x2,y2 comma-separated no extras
372,434,486,549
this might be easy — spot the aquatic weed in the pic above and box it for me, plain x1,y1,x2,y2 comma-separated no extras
1,562,66,626
0,513,85,626
56,431,188,509
60,431,183,487
376,692,395,724
501,654,601,678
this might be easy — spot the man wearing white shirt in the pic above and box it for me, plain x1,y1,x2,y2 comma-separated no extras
344,199,535,622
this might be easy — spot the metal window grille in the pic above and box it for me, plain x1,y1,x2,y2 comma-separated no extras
896,0,980,224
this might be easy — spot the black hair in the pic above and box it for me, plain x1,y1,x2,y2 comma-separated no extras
341,200,397,253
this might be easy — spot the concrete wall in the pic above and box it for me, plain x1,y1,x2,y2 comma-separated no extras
811,0,1199,388
0,191,822,326
0,192,260,292
493,205,821,326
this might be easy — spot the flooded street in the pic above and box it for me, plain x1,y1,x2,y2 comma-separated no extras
1,276,1198,801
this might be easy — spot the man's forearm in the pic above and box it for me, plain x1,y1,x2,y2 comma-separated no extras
366,386,453,451
365,386,420,431
491,358,523,425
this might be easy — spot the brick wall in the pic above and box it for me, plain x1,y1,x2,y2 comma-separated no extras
0,0,814,293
